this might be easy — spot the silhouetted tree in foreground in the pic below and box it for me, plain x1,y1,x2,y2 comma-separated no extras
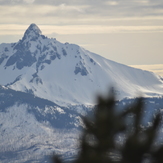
52,92,163,163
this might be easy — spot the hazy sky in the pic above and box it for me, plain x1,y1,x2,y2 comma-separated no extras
0,0,163,65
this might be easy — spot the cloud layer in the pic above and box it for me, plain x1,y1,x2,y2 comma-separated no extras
0,0,163,35
0,0,163,25
0,0,163,65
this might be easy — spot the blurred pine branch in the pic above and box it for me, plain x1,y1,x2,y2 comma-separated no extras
52,91,163,163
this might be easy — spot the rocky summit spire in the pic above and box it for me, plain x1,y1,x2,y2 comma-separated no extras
22,23,42,41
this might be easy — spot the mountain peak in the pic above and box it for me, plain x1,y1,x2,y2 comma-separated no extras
27,23,42,34
22,23,42,41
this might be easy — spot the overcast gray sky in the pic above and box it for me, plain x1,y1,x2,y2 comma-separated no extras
0,0,163,65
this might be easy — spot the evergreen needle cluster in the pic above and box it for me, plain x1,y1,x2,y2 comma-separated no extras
53,92,163,163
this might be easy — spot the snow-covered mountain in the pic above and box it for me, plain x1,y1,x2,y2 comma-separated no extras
0,84,90,162
0,23,163,106
0,83,163,162
1,24,163,162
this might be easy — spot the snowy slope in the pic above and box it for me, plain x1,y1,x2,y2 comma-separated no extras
0,104,79,163
0,23,163,106
0,85,163,162
0,84,90,162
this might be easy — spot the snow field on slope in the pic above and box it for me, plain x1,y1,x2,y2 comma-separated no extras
0,104,79,162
